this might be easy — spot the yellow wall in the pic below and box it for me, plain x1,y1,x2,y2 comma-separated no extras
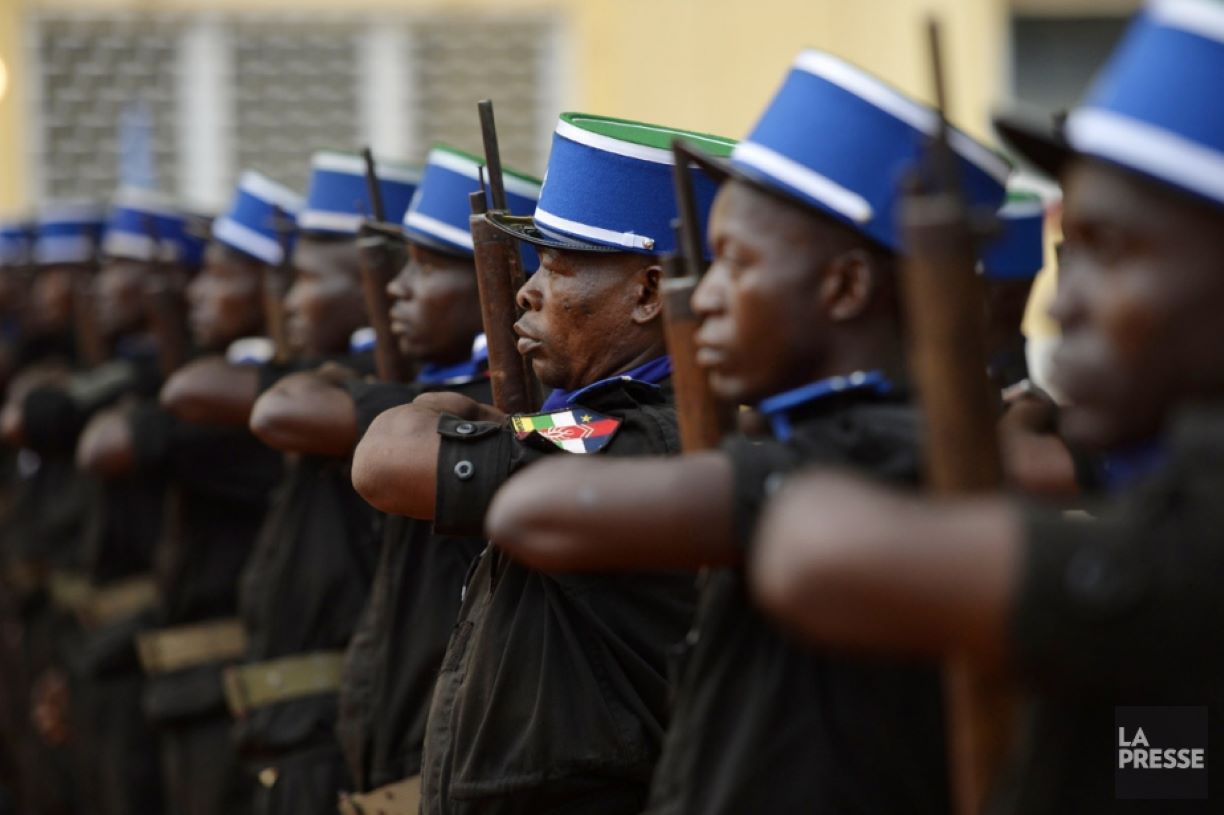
1,0,1011,211
0,0,28,215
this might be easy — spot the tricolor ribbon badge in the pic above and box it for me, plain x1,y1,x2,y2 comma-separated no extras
511,407,622,454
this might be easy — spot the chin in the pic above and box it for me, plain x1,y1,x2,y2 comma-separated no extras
1058,403,1156,455
708,372,751,406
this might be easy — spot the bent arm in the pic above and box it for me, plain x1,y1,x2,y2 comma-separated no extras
160,356,261,426
351,401,444,518
249,371,358,456
750,471,1021,670
487,452,737,572
76,405,137,477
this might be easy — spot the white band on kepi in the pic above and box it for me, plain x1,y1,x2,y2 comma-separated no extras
102,230,180,262
34,234,94,265
1066,107,1224,208
213,215,283,265
311,152,421,185
555,119,675,166
533,206,656,251
237,171,304,214
1151,0,1224,45
298,209,364,235
793,50,1011,185
404,210,474,250
732,140,875,224
427,150,542,200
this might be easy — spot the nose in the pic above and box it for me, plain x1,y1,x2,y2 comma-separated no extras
1047,250,1086,333
516,270,543,312
387,258,414,302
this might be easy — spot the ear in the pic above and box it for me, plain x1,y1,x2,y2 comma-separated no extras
630,263,664,324
819,248,875,322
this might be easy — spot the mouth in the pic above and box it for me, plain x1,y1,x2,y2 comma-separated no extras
513,322,542,356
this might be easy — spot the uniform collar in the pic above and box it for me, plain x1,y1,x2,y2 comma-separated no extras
1100,438,1169,494
418,339,490,387
540,355,672,412
757,370,893,442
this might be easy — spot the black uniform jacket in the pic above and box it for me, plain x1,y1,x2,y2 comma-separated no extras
336,375,491,790
644,389,951,815
420,377,697,814
992,407,1224,815
232,355,381,756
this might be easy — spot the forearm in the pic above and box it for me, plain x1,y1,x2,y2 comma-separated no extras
750,471,1021,668
351,403,443,518
160,357,260,426
249,374,358,456
488,452,738,572
76,407,137,477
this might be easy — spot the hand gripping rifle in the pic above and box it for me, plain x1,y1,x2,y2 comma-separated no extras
467,99,541,414
664,141,735,451
357,148,412,382
899,20,1016,815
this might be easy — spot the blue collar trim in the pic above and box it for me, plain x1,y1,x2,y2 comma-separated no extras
418,342,489,386
1100,438,1169,494
541,355,672,412
757,370,893,441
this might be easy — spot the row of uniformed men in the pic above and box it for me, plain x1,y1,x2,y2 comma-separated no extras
2,0,1221,812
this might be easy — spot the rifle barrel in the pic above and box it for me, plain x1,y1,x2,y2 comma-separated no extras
478,100,508,211
362,147,388,223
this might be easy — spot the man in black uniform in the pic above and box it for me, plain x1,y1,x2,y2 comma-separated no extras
25,187,206,815
0,203,105,815
746,4,1224,813
76,171,300,815
484,55,1011,814
248,144,539,815
351,114,732,815
183,151,417,815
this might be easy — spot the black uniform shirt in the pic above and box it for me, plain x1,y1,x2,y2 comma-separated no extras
645,388,951,815
336,375,492,791
420,377,697,814
991,408,1224,815
232,356,382,755
128,403,283,625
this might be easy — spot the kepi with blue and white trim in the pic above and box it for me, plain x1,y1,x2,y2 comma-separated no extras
686,48,1010,253
101,188,201,265
299,150,420,235
212,170,304,266
996,0,1224,210
488,113,736,257
402,144,541,268
33,201,107,266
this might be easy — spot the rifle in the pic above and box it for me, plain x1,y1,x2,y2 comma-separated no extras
264,206,295,364
468,99,541,414
356,147,412,382
663,141,735,451
899,19,1015,815
142,215,190,378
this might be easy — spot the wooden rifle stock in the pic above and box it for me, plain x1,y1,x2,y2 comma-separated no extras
468,99,541,414
264,206,294,364
900,20,1015,815
357,147,411,382
663,141,734,451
